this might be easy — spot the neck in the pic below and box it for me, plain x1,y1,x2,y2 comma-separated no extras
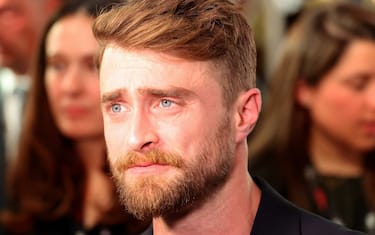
75,137,106,172
309,127,364,177
153,144,261,235
76,137,114,229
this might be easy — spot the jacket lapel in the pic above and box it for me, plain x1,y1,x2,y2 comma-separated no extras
250,177,301,235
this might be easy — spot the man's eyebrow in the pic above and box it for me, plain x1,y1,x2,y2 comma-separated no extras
101,89,126,103
139,87,196,98
101,87,195,103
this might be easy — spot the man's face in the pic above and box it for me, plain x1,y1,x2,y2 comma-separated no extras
0,0,48,74
100,48,236,219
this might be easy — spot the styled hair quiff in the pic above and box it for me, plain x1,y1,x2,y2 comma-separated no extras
93,0,257,107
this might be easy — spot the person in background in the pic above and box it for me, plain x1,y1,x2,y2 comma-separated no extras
0,0,64,75
248,2,375,234
0,0,66,214
0,0,66,158
93,0,363,234
0,0,150,234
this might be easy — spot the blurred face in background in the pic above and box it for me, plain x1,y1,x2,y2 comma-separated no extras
45,13,104,140
0,0,61,74
297,40,375,153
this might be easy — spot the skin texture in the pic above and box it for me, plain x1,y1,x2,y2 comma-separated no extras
100,47,262,235
45,14,104,140
296,40,375,175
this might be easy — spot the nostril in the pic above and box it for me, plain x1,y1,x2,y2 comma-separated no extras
141,141,153,150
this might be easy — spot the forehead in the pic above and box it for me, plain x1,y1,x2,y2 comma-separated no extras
0,0,37,8
0,0,45,16
0,0,18,6
46,14,97,55
101,46,212,70
329,40,375,76
340,40,375,63
100,46,222,92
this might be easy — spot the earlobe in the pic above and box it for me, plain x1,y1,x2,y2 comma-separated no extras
235,88,262,142
295,80,313,108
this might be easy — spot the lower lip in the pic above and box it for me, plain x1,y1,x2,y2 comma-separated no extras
359,121,375,133
127,164,171,174
64,108,88,118
363,126,375,135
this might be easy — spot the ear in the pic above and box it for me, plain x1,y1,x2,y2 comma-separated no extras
234,88,262,142
295,80,313,108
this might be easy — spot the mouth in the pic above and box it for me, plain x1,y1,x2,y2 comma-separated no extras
363,124,375,135
361,118,375,130
63,106,88,118
127,161,171,169
126,162,172,174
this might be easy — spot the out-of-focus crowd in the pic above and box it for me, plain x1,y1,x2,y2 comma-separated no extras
0,0,374,234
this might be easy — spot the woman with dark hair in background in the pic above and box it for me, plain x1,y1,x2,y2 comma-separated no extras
249,1,375,233
0,0,150,234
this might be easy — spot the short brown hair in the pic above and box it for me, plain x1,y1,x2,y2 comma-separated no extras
93,0,257,107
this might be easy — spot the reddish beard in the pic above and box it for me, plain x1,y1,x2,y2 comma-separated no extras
111,149,189,220
113,149,185,172
110,114,234,220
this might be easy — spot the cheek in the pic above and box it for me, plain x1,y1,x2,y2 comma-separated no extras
157,114,210,158
322,91,349,112
104,119,128,157
44,76,59,111
310,88,359,128
159,124,187,154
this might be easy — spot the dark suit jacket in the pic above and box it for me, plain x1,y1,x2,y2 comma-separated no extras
140,177,364,235
251,177,363,235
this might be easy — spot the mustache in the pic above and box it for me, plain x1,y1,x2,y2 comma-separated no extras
114,149,184,171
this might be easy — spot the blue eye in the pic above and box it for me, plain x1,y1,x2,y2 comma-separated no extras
160,99,173,108
111,104,122,113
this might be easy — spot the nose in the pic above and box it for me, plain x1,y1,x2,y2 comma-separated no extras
127,106,159,152
61,65,83,96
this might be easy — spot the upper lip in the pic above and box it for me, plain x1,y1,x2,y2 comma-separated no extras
62,105,88,114
360,120,375,131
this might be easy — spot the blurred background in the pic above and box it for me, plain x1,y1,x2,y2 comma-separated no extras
238,0,375,89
